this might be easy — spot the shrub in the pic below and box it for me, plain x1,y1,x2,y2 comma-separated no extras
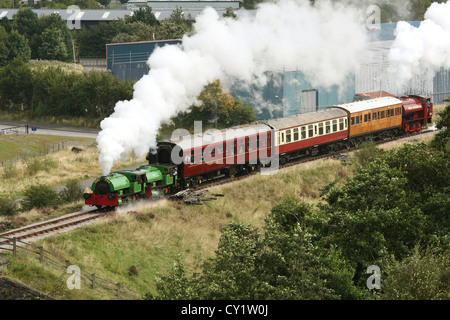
0,196,18,217
25,156,57,176
21,183,59,211
58,179,84,204
2,161,20,179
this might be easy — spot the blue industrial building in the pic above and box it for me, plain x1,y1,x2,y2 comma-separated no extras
106,20,450,117
106,40,182,81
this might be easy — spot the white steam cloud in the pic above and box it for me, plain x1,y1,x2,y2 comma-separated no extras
387,1,450,90
97,0,368,174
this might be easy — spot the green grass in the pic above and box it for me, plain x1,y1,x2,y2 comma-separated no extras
0,134,95,163
0,158,355,299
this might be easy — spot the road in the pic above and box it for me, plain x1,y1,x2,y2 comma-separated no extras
0,120,99,139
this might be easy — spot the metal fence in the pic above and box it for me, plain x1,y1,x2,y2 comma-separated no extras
0,236,143,300
0,125,30,135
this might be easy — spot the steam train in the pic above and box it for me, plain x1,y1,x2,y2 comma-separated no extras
84,94,433,209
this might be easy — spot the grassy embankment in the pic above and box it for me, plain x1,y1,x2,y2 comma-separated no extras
0,104,445,300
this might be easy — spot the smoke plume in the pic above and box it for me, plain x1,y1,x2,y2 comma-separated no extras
387,1,450,91
97,0,368,174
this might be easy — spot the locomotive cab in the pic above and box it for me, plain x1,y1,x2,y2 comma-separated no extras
146,141,184,191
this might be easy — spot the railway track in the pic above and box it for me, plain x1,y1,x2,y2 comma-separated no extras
0,208,113,244
0,128,437,239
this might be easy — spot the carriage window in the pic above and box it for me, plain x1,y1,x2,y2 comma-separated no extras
332,120,337,132
380,111,385,119
293,128,299,141
339,118,344,130
259,134,267,148
372,112,377,120
227,141,235,156
308,125,314,138
364,114,368,122
238,139,245,153
319,123,324,135
301,127,306,139
286,130,292,143
345,118,348,128
350,117,355,126
210,146,216,157
326,121,331,133
189,150,195,164
248,137,255,151
355,116,360,124
202,148,206,161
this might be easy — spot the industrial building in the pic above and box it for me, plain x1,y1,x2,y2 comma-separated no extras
106,40,182,81
105,20,450,118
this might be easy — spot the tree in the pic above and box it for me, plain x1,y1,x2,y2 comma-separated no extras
430,99,450,153
149,197,364,300
126,6,159,26
380,247,450,300
70,71,133,117
37,12,73,60
12,8,39,39
0,26,10,67
0,16,12,33
38,28,70,61
227,99,258,127
198,80,236,128
0,57,34,111
223,7,237,19
318,143,449,286
8,30,31,63
168,6,193,27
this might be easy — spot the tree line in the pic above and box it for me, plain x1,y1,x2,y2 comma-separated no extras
0,57,134,119
0,9,74,65
147,105,450,300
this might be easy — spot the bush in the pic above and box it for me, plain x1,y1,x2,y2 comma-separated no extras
21,183,59,211
380,247,450,300
58,179,84,204
0,196,18,217
2,161,20,179
25,156,57,176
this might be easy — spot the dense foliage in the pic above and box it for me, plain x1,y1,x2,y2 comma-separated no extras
430,100,450,154
0,9,73,65
0,57,134,119
149,143,449,300
169,80,258,131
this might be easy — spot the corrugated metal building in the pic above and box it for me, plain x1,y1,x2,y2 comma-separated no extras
106,20,450,117
357,22,450,105
106,40,182,81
